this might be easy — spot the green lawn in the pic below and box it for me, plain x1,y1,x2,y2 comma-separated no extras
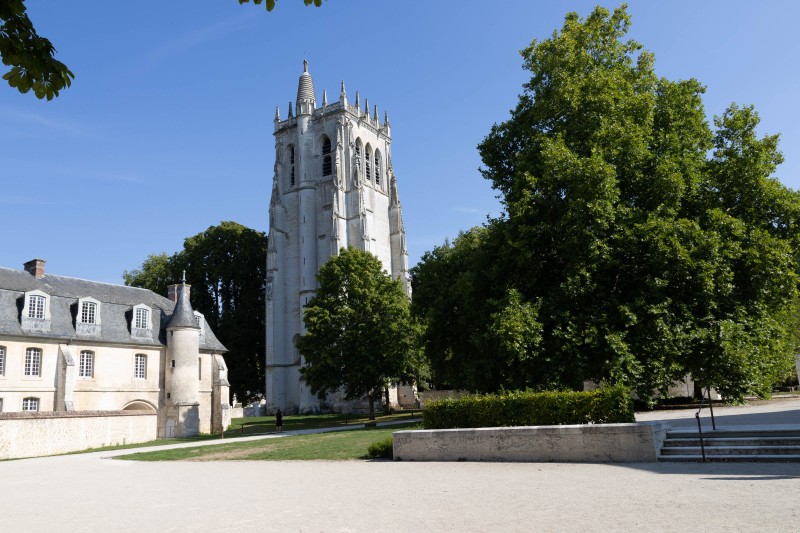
115,423,418,461
228,410,421,436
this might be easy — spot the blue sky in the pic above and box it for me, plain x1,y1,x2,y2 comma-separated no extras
2,1,799,284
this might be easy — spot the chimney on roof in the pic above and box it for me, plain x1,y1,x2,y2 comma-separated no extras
167,283,191,303
23,259,46,278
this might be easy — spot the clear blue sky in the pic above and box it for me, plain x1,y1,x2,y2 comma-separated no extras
2,1,799,284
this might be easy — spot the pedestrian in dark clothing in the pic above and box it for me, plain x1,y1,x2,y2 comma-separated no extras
275,409,283,433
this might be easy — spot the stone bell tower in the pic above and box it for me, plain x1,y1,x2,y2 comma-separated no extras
265,61,410,413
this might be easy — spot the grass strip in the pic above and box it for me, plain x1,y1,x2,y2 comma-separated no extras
115,423,418,461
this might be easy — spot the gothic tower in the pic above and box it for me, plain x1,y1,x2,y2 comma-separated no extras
266,61,410,413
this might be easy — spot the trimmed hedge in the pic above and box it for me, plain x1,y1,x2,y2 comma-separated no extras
422,384,634,429
366,436,394,459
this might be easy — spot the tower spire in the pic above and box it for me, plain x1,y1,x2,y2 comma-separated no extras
322,89,328,106
340,80,347,101
355,91,360,110
364,98,369,115
296,60,316,115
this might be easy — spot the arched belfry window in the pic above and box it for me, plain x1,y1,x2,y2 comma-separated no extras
288,145,296,187
365,145,372,181
322,136,332,176
374,150,382,186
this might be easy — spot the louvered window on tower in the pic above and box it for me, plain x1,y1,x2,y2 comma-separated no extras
289,145,296,186
365,147,372,181
322,137,332,176
375,151,381,186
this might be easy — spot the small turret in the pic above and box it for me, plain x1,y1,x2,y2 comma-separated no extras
296,59,316,116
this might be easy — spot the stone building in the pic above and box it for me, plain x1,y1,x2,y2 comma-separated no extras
266,62,411,412
0,259,230,437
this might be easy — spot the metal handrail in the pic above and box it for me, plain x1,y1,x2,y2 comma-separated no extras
694,386,717,462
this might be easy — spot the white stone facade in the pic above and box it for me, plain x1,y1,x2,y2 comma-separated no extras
266,62,410,413
0,261,230,438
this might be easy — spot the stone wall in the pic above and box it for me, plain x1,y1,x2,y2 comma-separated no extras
0,410,157,460
393,422,670,463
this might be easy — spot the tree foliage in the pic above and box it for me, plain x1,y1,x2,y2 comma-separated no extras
124,221,268,401
238,0,323,11
415,5,800,401
0,0,73,99
298,248,421,420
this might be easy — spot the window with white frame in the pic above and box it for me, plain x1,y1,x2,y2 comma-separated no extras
134,306,150,330
24,348,41,376
79,350,94,378
0,345,5,376
22,397,39,411
28,294,45,319
134,353,147,379
80,301,97,324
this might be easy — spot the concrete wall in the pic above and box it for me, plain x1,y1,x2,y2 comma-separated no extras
0,410,157,460
393,422,670,463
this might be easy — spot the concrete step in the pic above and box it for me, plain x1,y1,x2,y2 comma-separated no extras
659,453,800,463
666,429,800,440
660,445,800,456
663,437,800,448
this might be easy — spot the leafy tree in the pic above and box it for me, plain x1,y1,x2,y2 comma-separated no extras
0,0,73,99
416,5,800,401
124,221,268,402
298,248,421,421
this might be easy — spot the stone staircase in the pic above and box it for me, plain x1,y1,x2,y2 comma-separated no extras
659,427,800,462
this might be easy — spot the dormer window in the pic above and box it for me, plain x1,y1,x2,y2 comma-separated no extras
135,307,150,329
194,311,206,339
131,304,152,337
81,301,96,324
21,290,51,332
76,297,102,336
28,295,45,319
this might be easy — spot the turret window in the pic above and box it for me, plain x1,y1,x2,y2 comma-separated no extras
322,136,332,176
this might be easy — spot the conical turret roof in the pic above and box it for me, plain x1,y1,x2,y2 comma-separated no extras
296,60,315,103
167,283,199,329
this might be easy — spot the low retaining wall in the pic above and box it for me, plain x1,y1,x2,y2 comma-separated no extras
0,410,158,460
393,422,670,463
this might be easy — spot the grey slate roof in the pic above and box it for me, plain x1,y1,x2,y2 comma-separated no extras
0,267,226,352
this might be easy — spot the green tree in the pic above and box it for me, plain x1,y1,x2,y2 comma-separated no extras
239,0,322,10
0,0,73,99
124,221,268,401
417,5,799,400
298,248,420,421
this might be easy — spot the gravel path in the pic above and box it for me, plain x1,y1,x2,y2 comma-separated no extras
1,399,798,532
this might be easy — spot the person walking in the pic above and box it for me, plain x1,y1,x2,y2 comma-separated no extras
275,409,283,433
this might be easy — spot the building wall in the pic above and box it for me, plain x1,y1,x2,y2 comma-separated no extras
0,410,157,460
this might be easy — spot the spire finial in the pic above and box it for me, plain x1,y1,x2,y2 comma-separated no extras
275,105,281,120
384,110,390,126
322,89,328,106
288,101,293,118
303,59,308,73
355,91,360,109
373,104,378,121
181,270,186,283
364,98,369,115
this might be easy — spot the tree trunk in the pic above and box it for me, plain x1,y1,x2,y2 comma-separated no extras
366,391,376,426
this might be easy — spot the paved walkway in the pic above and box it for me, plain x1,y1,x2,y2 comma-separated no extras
1,401,799,532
